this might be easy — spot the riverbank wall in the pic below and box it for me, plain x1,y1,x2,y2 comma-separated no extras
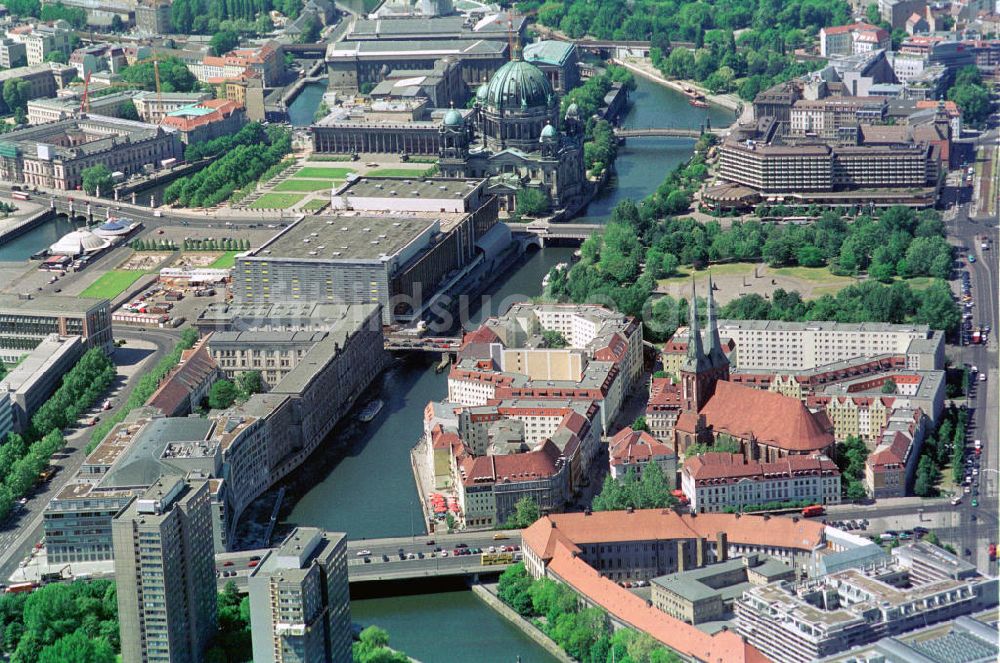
612,58,741,113
471,583,576,663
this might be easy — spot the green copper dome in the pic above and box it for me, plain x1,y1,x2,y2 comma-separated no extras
443,108,463,126
483,59,554,111
476,83,489,101
540,122,557,139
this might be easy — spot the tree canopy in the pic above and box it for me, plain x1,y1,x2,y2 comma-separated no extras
82,165,114,197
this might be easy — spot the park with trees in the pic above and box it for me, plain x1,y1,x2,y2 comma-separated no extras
548,138,961,338
527,0,849,100
165,125,292,207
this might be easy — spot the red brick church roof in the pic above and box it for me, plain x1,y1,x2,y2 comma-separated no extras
699,381,834,452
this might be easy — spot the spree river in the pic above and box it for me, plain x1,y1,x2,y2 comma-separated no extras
278,75,733,662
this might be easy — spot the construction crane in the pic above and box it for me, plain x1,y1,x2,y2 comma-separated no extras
153,57,162,107
80,70,92,113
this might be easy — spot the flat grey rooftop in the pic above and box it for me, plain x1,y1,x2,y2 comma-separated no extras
0,293,107,316
248,214,437,262
335,177,481,201
99,417,214,489
327,38,507,58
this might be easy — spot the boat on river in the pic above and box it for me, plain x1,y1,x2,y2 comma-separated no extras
356,399,384,422
689,98,709,108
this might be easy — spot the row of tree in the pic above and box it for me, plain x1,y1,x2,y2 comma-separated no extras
498,563,683,662
183,238,251,251
185,122,270,162
131,239,179,251
0,348,115,522
0,579,119,663
165,126,292,207
914,404,967,497
87,328,200,454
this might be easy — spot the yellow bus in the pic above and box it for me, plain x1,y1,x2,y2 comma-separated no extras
480,552,514,566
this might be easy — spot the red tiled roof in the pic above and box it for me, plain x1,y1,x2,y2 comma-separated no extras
609,427,674,466
700,381,835,452
869,430,911,468
161,99,242,132
523,510,824,662
647,377,681,408
822,22,883,35
147,339,218,416
523,509,825,550
684,451,839,484
459,438,563,486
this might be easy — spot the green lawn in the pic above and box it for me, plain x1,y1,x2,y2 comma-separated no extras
294,167,355,179
770,265,856,285
209,251,239,268
301,199,329,212
366,167,433,178
250,193,304,209
80,270,146,299
656,261,757,286
273,179,341,192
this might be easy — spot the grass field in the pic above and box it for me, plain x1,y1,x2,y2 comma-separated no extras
80,270,146,299
209,251,239,268
273,179,341,192
295,167,355,179
301,199,329,212
250,193,304,209
366,167,432,177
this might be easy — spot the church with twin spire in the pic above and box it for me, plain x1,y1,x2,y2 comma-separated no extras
669,278,836,462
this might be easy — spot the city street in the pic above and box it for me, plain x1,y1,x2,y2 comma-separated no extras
0,328,178,583
947,198,998,572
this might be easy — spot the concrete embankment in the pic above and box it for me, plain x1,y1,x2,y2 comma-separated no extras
612,58,741,113
471,583,575,663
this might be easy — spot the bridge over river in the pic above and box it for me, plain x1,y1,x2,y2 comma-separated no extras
614,125,727,139
214,529,522,589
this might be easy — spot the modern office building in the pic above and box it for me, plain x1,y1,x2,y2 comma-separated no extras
0,334,84,431
735,544,998,662
113,476,217,663
248,528,352,663
710,117,941,209
666,320,943,373
0,294,112,361
234,195,501,325
0,114,183,191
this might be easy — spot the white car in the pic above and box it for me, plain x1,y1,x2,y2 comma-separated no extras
980,373,987,382
356,550,371,557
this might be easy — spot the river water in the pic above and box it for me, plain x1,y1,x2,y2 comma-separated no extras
277,75,733,662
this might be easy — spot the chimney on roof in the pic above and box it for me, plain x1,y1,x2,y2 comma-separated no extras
716,532,728,563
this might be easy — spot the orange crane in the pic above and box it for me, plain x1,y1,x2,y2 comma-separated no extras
80,71,92,112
